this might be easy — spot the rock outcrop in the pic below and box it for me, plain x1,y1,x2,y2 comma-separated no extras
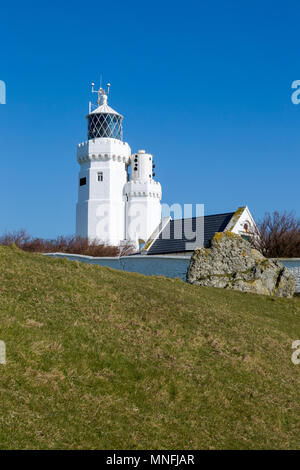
186,231,296,297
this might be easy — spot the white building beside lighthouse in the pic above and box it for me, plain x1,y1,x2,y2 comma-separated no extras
76,83,162,248
124,150,162,244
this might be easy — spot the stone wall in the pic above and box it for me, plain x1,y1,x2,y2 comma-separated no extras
280,260,300,293
43,252,300,292
43,253,190,281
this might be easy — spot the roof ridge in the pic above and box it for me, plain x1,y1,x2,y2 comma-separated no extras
170,211,235,223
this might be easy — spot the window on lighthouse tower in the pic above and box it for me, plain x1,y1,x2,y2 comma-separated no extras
97,172,103,182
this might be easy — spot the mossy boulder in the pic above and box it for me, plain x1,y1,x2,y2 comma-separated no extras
187,232,296,298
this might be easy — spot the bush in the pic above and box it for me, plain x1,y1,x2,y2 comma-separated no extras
0,230,136,257
252,211,300,258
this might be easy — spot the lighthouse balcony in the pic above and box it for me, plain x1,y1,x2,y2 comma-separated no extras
124,180,162,199
77,138,131,163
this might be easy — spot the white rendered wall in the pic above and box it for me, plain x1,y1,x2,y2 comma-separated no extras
125,150,162,245
76,138,131,244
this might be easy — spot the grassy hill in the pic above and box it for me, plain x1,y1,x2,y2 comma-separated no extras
0,245,300,450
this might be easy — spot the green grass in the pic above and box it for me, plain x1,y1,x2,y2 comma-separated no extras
1,245,300,449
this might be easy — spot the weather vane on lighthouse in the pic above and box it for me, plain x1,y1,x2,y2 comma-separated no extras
91,81,111,105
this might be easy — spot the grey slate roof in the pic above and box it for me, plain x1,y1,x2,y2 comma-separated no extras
147,212,235,255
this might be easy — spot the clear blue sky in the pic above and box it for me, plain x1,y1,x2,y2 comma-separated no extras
1,0,299,238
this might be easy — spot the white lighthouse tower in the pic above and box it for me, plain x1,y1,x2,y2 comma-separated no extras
76,82,162,248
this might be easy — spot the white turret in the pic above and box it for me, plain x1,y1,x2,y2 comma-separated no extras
76,82,162,249
124,150,162,246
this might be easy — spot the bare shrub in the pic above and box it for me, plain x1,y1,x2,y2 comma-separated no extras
0,230,134,257
119,242,136,257
252,211,300,258
0,229,31,246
